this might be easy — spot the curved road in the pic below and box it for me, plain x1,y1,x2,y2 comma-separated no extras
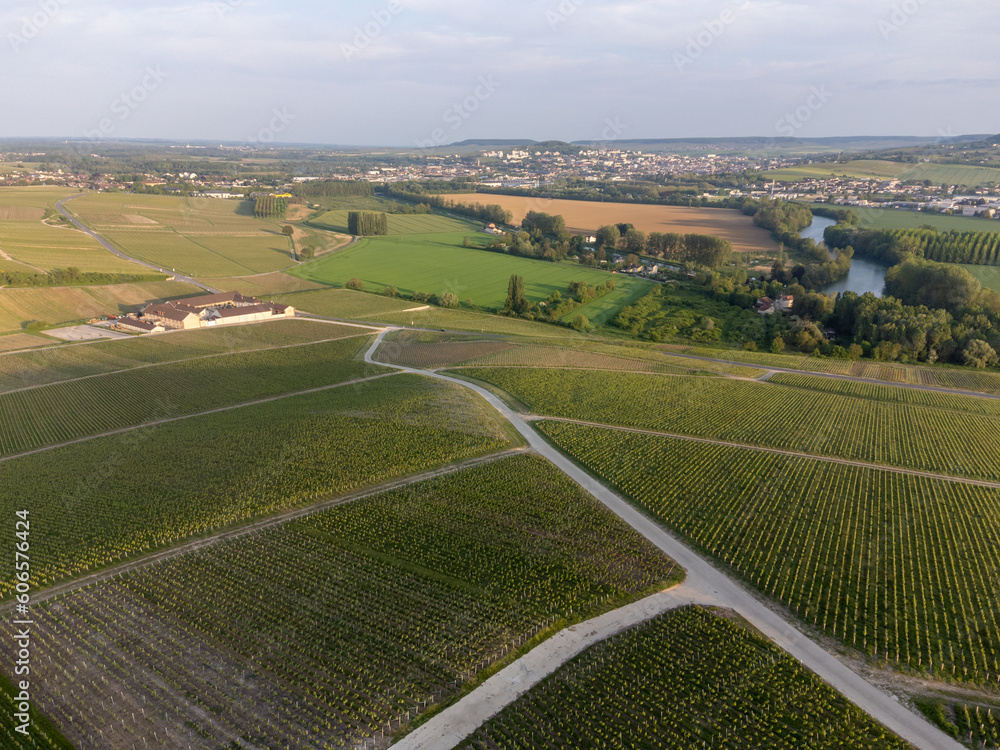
54,194,219,293
366,328,963,750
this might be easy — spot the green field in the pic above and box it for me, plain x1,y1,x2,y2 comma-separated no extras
66,193,297,277
0,333,381,458
290,233,654,326
964,263,1000,293
0,318,357,392
457,367,1000,481
458,607,912,750
5,455,678,749
768,160,910,181
308,209,471,235
822,204,1000,233
539,420,1000,685
0,374,516,593
770,161,1000,187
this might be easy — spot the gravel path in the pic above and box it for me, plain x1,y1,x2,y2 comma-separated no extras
367,328,965,750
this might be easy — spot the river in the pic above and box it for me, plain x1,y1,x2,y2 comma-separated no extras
803,215,888,297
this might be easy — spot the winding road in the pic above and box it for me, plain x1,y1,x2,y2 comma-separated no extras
366,328,964,750
54,194,219,293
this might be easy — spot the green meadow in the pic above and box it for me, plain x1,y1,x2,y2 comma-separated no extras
291,231,654,326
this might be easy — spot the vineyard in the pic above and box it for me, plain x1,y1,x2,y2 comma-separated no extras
682,347,1000,394
0,674,73,749
0,335,383,458
768,372,1000,417
538,421,1000,685
5,455,679,749
456,607,912,750
458,367,1000,481
0,374,514,595
0,319,362,393
918,699,1000,749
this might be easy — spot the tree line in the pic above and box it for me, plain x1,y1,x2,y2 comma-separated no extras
289,180,373,199
348,211,389,236
253,195,287,219
0,267,163,288
825,226,1000,267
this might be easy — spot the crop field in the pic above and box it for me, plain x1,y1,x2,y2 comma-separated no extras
66,193,297,276
0,675,71,750
767,160,910,181
0,319,364,392
4,455,678,749
918,700,1000,748
0,375,516,594
769,372,1000,417
197,271,325,296
442,193,781,254
899,163,1000,188
770,162,1000,187
0,280,201,334
0,186,82,209
458,367,1000,481
292,233,654,325
377,332,518,369
308,209,472,235
539,421,1000,684
682,347,1000,394
457,607,912,750
0,333,50,353
0,334,383,458
811,204,1000,234
0,222,139,274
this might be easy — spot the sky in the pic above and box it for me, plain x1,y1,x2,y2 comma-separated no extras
1,0,998,147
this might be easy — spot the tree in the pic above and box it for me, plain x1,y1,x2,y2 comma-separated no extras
624,228,646,255
595,225,620,250
346,278,364,291
504,274,527,315
626,254,641,268
770,336,785,354
439,292,459,308
383,286,399,298
571,314,590,332
963,339,998,369
282,225,294,238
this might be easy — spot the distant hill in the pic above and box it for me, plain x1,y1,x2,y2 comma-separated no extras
450,139,539,147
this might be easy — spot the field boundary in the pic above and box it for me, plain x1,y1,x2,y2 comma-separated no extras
0,370,401,464
529,416,1000,490
0,448,527,613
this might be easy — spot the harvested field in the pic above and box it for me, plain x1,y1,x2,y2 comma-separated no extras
200,272,326,296
441,194,780,255
0,333,50,352
0,207,45,220
378,334,517,368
